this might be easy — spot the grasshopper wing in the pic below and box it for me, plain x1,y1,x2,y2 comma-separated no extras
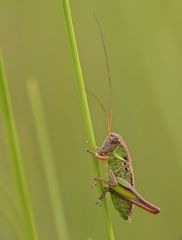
113,177,160,214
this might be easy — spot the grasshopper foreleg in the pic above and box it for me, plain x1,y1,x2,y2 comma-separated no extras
86,141,109,161
87,149,109,161
95,152,109,161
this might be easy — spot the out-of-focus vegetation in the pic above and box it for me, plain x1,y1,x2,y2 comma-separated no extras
0,0,182,239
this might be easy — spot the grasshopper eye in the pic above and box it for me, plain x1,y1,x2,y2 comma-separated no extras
110,138,119,145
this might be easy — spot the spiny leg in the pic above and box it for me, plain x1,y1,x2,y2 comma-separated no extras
91,176,108,188
95,152,109,161
85,141,109,161
91,171,118,189
90,176,110,205
108,169,118,187
87,149,109,161
96,187,109,206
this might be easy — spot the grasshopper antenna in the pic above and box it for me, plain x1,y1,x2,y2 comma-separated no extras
86,89,109,132
94,14,113,135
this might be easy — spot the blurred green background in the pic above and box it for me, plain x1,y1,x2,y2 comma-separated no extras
1,0,182,239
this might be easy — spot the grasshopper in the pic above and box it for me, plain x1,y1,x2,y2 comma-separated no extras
88,16,160,221
91,134,160,220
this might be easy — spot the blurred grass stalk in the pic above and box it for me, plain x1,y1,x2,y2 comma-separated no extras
0,55,38,240
27,79,69,240
60,1,115,239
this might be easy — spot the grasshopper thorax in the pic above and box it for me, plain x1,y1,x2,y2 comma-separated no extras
99,132,123,154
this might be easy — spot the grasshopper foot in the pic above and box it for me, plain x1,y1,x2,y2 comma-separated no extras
96,198,102,206
91,177,98,188
86,149,95,155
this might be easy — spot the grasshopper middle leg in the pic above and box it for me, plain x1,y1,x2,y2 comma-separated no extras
91,170,119,205
96,187,109,205
91,176,109,205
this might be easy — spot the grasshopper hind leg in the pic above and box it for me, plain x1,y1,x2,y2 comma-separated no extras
96,187,109,206
91,176,109,205
96,170,118,206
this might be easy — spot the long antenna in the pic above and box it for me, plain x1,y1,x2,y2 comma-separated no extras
86,89,109,134
94,14,113,134
86,88,108,119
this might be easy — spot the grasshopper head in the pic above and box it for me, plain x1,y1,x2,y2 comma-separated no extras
100,132,122,154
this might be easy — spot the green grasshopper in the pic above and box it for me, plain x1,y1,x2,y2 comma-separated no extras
91,133,160,220
88,16,160,221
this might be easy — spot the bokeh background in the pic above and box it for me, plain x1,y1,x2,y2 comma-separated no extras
1,0,182,239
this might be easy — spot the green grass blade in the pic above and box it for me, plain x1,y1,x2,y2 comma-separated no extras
27,79,69,240
0,54,39,240
0,171,22,224
60,1,115,239
0,206,24,240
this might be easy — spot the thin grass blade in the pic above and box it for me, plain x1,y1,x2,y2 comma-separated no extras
0,54,39,240
27,79,69,240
